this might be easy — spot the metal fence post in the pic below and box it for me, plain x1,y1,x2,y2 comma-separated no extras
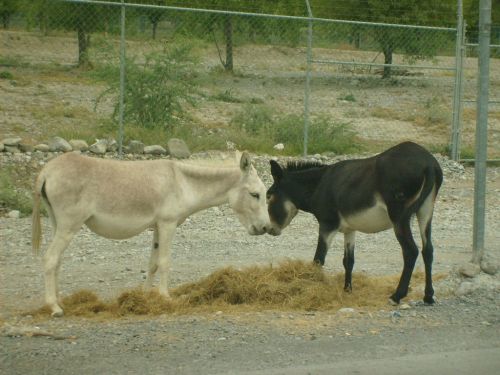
472,0,491,263
303,0,313,157
118,0,126,157
451,0,464,161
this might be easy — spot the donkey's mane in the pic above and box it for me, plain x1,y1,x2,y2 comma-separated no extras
284,160,325,173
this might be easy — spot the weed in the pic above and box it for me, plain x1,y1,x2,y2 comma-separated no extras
0,168,32,216
211,89,243,103
338,93,356,102
0,71,14,79
95,45,199,131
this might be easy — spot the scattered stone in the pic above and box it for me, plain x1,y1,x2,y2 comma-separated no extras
167,138,190,159
459,262,481,278
144,145,166,155
480,257,499,276
273,143,285,151
89,139,107,155
391,310,401,319
399,303,411,310
128,140,145,154
226,141,236,150
19,144,34,153
455,281,478,296
106,139,118,152
4,145,20,153
34,144,50,152
49,137,72,152
0,143,4,152
7,210,21,219
338,307,356,314
2,137,22,146
69,139,89,151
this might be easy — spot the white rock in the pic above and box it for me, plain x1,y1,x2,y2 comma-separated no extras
459,262,481,278
167,138,190,159
34,144,50,152
69,139,89,151
144,145,166,155
455,281,478,296
128,140,145,154
273,143,285,151
89,140,107,155
338,307,356,314
2,137,22,146
7,210,20,219
49,137,72,152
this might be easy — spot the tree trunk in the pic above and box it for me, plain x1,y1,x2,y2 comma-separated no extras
77,27,90,67
152,22,158,40
224,15,233,72
382,45,393,79
2,14,9,29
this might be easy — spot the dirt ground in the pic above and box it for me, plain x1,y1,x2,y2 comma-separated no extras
1,154,500,374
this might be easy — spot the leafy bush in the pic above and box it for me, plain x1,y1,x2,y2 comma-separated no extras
96,45,198,131
0,169,32,216
229,106,361,155
0,71,14,79
230,104,274,135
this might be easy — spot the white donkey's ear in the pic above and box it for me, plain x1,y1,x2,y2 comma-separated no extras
240,151,252,173
234,150,242,163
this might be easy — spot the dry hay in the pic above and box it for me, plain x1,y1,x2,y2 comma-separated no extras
29,260,441,319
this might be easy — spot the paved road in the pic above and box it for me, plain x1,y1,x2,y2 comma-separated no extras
228,348,500,375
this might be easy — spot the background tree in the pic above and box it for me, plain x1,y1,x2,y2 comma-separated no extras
312,0,457,78
134,0,166,40
55,1,111,67
0,0,19,29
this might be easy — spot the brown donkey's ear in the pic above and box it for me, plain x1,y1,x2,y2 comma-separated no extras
269,160,283,182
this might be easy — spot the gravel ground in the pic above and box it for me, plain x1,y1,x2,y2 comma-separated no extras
1,151,500,374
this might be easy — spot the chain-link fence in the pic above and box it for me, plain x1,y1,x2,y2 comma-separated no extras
1,0,497,158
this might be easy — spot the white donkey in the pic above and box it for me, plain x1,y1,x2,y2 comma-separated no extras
32,151,270,317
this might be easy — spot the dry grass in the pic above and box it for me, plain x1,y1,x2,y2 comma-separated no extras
28,260,442,320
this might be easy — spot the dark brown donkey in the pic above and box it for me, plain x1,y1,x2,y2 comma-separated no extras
266,142,443,305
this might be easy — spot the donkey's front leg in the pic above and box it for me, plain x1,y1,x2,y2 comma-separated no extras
343,232,355,292
313,223,337,265
157,221,177,298
144,227,159,289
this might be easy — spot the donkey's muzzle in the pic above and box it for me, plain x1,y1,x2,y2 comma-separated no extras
250,225,268,236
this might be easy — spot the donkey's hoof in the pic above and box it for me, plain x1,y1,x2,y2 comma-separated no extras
388,297,399,306
423,296,436,305
51,310,64,318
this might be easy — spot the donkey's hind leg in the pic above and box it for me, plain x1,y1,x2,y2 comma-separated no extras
391,219,419,305
343,232,356,292
157,221,177,299
417,191,436,304
43,228,76,317
144,227,159,289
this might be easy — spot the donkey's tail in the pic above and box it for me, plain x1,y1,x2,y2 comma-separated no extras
32,174,45,256
406,164,442,220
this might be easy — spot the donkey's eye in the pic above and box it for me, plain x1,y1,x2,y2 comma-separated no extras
250,192,260,199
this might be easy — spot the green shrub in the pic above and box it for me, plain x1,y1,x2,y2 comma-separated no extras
95,45,198,131
230,104,274,135
211,89,243,103
0,71,14,79
0,169,32,216
229,106,360,155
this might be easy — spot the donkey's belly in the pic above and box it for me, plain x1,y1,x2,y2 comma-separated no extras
85,214,153,239
339,202,393,234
